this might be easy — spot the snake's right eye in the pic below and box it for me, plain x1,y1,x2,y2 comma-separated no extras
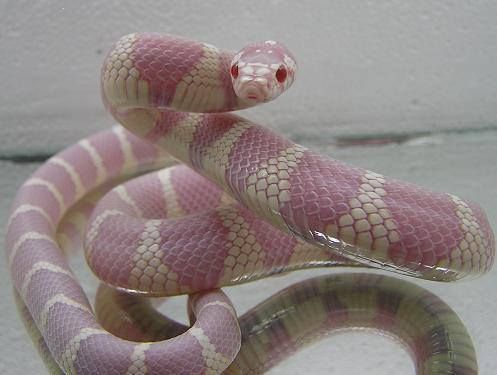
231,64,239,78
276,66,288,83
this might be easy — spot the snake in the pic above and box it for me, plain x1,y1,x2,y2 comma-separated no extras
5,32,495,374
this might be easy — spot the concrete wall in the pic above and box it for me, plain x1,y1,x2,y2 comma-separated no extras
1,0,496,155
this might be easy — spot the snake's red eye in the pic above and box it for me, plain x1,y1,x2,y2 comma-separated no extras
276,66,287,83
231,64,239,78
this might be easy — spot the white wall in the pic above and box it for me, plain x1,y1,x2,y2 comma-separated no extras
1,0,496,154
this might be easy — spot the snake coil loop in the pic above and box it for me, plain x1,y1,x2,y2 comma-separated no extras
6,33,494,374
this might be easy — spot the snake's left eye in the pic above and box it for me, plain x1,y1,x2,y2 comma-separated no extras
231,64,239,78
276,66,287,83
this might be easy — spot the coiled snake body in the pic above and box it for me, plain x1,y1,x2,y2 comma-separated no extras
5,33,495,374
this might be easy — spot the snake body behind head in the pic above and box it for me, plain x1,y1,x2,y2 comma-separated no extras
5,32,494,374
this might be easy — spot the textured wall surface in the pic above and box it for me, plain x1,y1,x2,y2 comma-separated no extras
1,0,497,155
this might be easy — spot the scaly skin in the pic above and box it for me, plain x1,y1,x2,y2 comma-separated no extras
15,273,479,374
92,274,478,375
4,33,494,374
101,33,494,282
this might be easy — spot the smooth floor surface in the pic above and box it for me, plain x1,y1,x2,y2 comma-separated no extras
1,129,496,374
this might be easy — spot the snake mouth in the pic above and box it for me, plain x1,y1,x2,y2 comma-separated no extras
238,84,267,103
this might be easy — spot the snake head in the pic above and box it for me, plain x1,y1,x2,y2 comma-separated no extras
231,40,297,104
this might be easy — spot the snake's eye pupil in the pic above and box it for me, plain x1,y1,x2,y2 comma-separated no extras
276,66,287,83
231,64,239,78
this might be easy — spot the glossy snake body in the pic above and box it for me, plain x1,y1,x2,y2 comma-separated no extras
6,33,495,374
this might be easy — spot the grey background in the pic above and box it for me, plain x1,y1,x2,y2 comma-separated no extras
1,1,496,374
1,0,497,154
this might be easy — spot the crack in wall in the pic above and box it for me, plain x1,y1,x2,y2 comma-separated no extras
1,126,496,164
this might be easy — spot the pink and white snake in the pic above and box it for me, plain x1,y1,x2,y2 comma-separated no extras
5,33,495,374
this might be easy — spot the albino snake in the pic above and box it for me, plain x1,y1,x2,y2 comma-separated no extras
5,33,495,374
